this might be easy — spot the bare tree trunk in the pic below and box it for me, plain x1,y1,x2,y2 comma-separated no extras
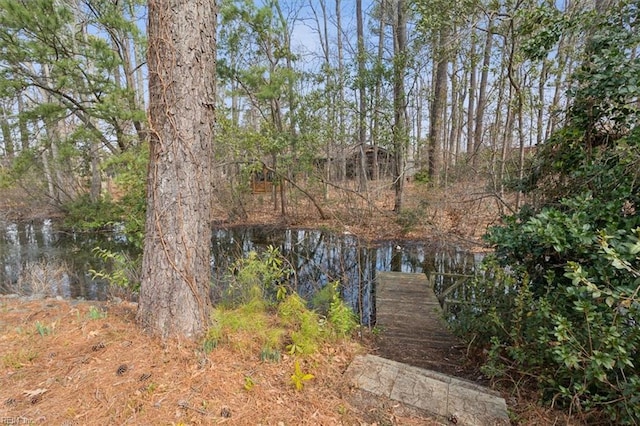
21,62,81,203
137,0,216,339
472,21,493,168
445,70,457,186
356,0,368,192
311,0,332,196
428,26,449,186
41,148,56,202
413,76,423,167
441,66,449,182
506,18,525,210
454,68,465,160
274,0,298,179
121,31,146,146
546,30,575,139
106,18,144,147
41,63,75,204
262,18,288,216
392,0,407,211
371,0,386,181
133,47,146,113
516,91,526,209
336,0,346,181
0,106,14,161
89,141,101,201
65,4,103,202
537,60,549,146
313,0,330,61
499,84,513,200
230,53,240,126
78,25,103,202
467,29,477,155
491,47,507,200
17,94,29,152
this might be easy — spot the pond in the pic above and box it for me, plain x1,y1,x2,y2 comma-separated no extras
0,219,482,325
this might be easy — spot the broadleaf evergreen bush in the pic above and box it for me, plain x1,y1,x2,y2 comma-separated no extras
451,2,640,422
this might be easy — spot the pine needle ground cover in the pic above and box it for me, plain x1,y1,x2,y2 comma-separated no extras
0,297,438,425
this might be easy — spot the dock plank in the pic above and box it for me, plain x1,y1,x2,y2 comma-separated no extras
374,271,466,374
345,272,510,424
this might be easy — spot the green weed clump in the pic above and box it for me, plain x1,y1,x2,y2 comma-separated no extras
35,321,53,336
221,245,292,306
290,360,314,391
310,281,359,337
277,292,307,325
327,282,359,337
287,308,324,355
87,305,107,320
89,247,141,295
203,251,359,365
206,296,284,355
2,349,39,368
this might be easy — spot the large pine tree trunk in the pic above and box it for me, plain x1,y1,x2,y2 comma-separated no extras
137,0,216,339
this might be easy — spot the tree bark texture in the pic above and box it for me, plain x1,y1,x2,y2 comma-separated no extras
392,0,407,211
336,0,346,181
137,0,216,339
371,0,385,181
472,23,493,167
428,26,449,186
356,0,368,192
1,107,14,160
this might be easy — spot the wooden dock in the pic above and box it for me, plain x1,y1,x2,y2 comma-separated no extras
374,272,467,375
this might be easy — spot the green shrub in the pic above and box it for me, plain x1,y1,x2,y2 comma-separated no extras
89,247,141,294
413,168,430,184
205,250,358,363
453,210,640,422
278,292,308,325
396,208,421,234
222,245,292,306
62,194,121,232
206,298,285,354
327,282,358,337
310,283,336,315
453,25,640,418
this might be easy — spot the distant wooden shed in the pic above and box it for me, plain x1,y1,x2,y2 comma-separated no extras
346,144,393,179
315,144,394,181
251,165,274,193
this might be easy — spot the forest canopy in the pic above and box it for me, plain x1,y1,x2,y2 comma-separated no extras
0,0,624,218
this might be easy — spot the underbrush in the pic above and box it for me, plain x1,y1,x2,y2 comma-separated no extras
5,259,75,298
0,298,378,425
205,247,359,391
450,199,640,424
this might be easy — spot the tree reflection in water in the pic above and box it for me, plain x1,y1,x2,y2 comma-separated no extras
0,221,479,325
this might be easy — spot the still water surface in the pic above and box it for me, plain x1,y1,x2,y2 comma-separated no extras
0,220,481,324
